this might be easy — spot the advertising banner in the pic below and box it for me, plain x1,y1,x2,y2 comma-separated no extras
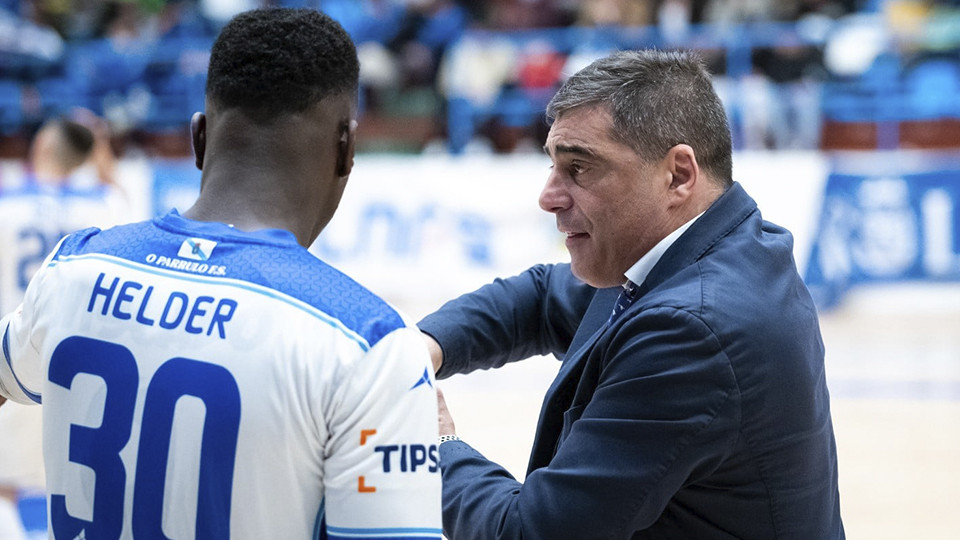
805,154,960,308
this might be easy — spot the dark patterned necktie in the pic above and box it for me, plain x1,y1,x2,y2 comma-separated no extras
609,280,638,323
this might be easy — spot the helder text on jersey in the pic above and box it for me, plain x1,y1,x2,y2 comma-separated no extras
87,272,237,339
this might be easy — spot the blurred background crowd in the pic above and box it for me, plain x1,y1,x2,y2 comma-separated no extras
1,0,959,159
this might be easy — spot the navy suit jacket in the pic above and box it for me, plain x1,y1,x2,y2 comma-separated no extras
419,183,844,539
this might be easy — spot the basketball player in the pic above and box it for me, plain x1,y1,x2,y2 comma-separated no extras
0,8,441,540
0,112,123,540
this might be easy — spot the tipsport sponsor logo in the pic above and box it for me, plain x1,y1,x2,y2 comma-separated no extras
372,444,440,474
356,429,439,493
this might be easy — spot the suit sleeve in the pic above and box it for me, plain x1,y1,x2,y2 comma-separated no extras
419,263,595,379
321,325,443,540
438,306,741,540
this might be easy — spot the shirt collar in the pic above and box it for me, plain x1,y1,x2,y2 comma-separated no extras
159,209,301,246
623,212,704,288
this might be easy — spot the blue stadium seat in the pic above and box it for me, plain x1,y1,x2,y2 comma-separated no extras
0,79,23,134
821,52,903,123
903,58,960,119
493,88,547,129
142,37,212,130
34,76,91,118
62,39,153,119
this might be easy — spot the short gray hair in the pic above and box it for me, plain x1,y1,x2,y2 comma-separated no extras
547,49,733,187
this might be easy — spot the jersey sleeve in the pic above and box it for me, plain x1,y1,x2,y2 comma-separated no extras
0,238,63,405
321,324,442,540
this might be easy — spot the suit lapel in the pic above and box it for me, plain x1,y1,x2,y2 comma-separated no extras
527,286,620,472
550,286,619,398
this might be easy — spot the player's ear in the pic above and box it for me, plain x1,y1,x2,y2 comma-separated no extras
336,119,357,179
191,112,206,171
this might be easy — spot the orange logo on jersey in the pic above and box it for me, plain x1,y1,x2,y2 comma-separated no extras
358,476,376,493
359,429,378,493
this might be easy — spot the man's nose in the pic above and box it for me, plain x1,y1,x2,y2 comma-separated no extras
539,170,570,214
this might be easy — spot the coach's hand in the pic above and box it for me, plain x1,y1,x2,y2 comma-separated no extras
436,387,456,437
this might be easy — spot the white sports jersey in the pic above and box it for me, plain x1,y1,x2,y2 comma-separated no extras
0,181,127,515
0,183,126,315
0,211,442,540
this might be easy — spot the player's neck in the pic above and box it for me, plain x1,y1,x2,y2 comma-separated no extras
187,112,339,247
182,169,320,248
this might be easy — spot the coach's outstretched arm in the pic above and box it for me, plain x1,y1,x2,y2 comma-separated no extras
419,263,594,378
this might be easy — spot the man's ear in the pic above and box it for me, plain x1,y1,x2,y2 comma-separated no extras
665,144,699,202
336,119,358,178
191,112,206,171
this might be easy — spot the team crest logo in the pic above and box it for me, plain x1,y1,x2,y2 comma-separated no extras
178,238,218,261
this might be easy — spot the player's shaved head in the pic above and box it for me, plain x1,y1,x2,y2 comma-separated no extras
205,8,359,120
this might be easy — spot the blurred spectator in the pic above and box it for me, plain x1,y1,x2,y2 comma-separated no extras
486,0,572,29
0,4,65,79
658,0,692,44
577,0,652,26
797,0,860,19
386,0,469,87
515,39,566,89
325,0,468,92
324,0,407,45
703,0,795,23
200,0,257,28
61,2,156,134
323,0,472,152
920,1,960,51
747,37,828,148
438,34,518,106
155,0,218,38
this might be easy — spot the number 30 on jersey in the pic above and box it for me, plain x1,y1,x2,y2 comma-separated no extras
48,336,241,540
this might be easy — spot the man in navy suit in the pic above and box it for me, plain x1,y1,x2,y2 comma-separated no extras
419,49,844,539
